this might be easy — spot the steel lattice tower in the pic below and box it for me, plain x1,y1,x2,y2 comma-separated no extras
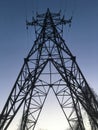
0,9,98,130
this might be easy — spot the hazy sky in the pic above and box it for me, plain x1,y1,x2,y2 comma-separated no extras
0,0,98,130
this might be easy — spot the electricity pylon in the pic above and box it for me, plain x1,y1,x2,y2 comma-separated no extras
0,9,98,130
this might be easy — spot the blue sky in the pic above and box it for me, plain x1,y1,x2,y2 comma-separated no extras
0,0,98,130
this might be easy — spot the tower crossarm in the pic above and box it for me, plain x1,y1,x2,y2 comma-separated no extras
26,18,38,26
60,16,72,26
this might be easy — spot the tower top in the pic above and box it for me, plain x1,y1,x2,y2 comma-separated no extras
26,8,72,27
26,8,72,37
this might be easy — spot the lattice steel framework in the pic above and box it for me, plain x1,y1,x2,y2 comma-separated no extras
0,9,98,130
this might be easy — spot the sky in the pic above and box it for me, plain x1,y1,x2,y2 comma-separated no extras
0,0,98,130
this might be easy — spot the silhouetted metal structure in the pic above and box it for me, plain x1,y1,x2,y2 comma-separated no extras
0,9,98,130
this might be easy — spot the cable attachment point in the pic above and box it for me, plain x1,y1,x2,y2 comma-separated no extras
61,16,72,27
